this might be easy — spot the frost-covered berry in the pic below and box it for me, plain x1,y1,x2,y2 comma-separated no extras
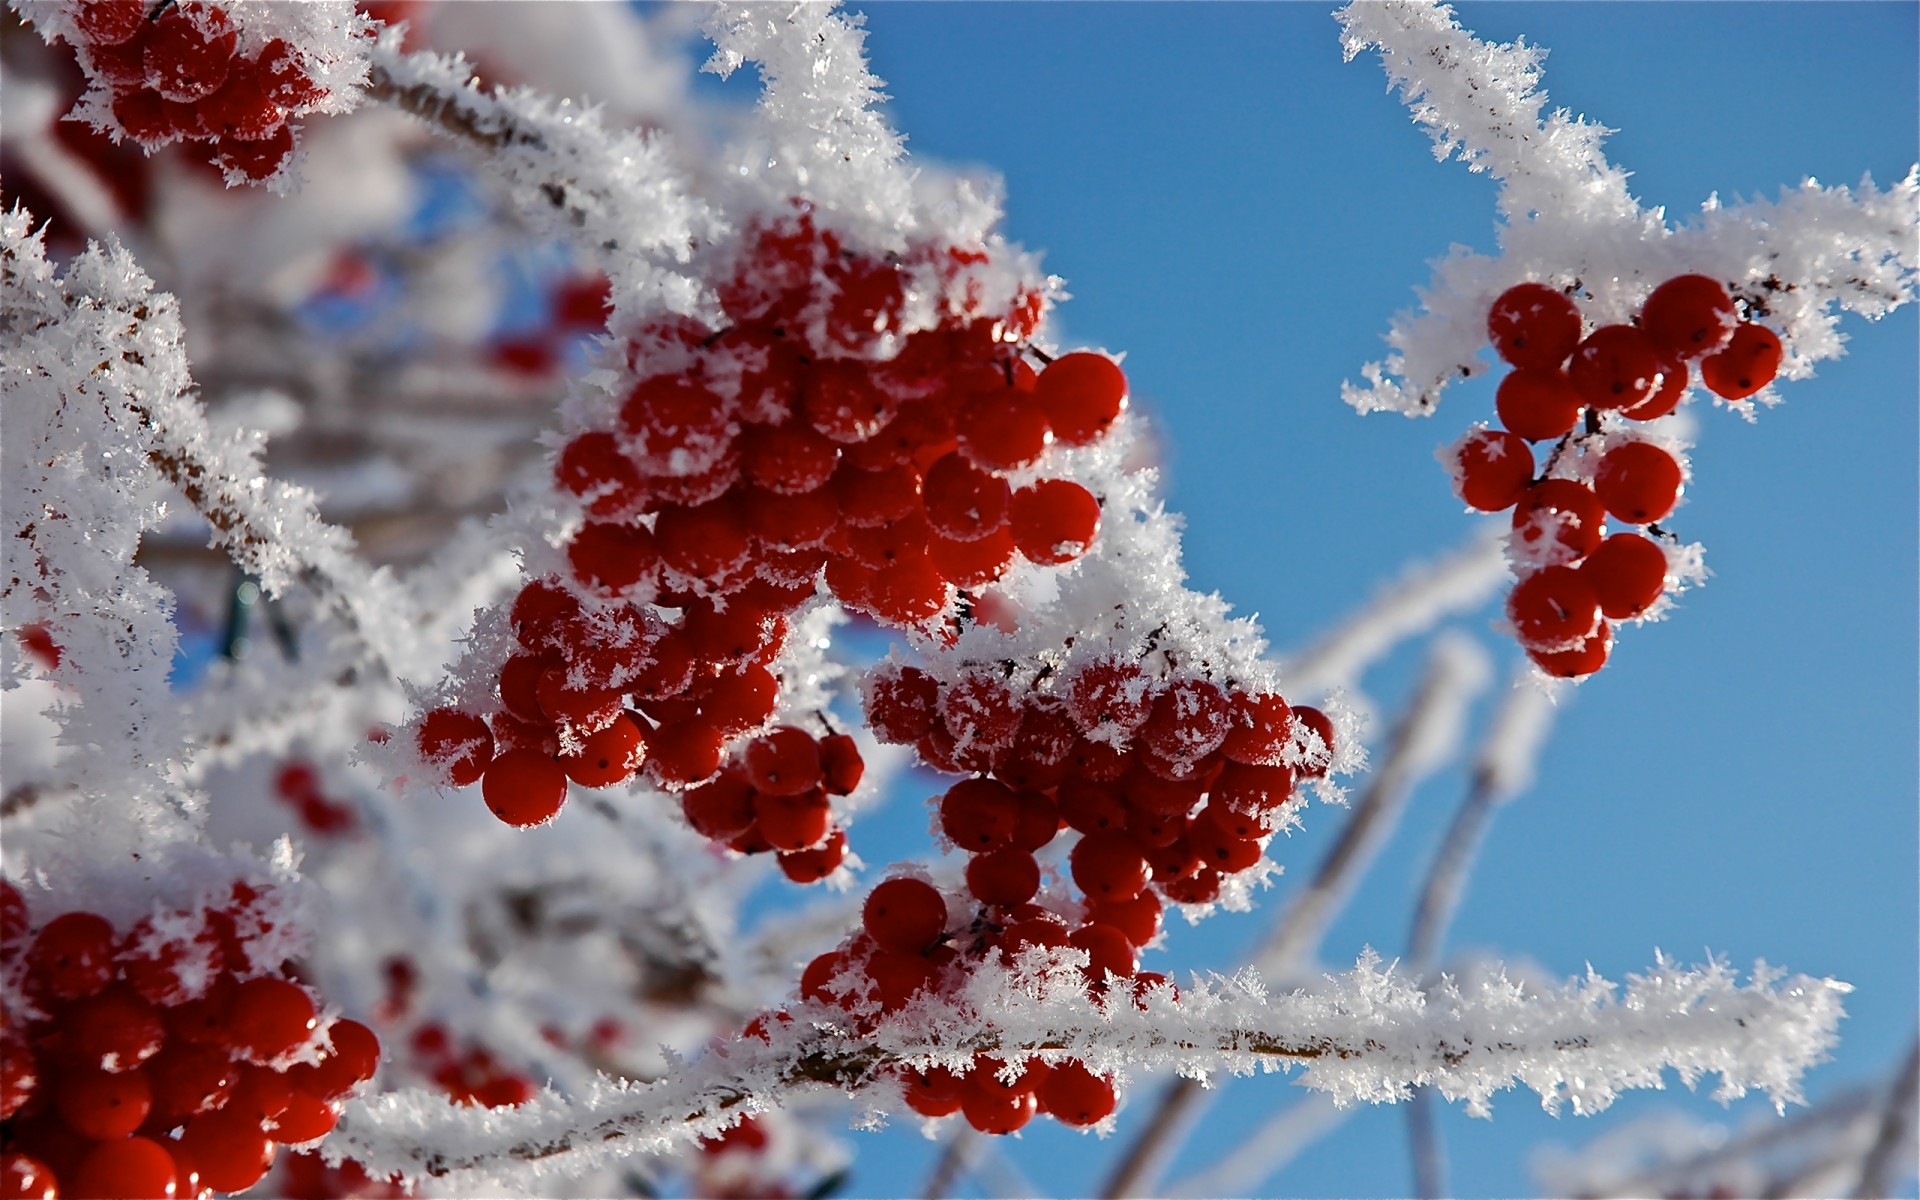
1594,442,1683,525
1642,275,1736,360
1699,322,1783,400
1487,283,1582,369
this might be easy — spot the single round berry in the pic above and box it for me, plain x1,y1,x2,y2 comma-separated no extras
1568,325,1666,410
1641,275,1736,360
818,733,865,795
927,526,1016,588
863,877,947,953
56,1066,153,1139
75,0,147,44
1037,1060,1117,1126
681,772,756,840
28,911,117,1000
778,828,848,884
741,421,840,494
900,1065,967,1118
1581,533,1669,620
1451,427,1535,512
1699,322,1783,400
1009,479,1100,565
1529,621,1613,678
1507,565,1602,651
1067,657,1154,739
72,1136,179,1200
556,432,646,518
1070,831,1151,903
1,1154,57,1200
566,521,659,596
754,788,832,852
417,708,494,787
1620,347,1688,421
645,720,726,790
961,1074,1039,1135
559,714,647,788
1593,441,1683,525
940,777,1021,851
481,749,570,827
145,7,236,103
180,1106,277,1194
1495,367,1583,441
1487,283,1582,369
1511,478,1607,566
1035,353,1127,446
65,986,166,1072
1291,706,1337,777
230,977,319,1063
1139,677,1231,767
958,390,1051,472
744,726,824,797
966,848,1042,906
922,452,1011,542
291,1019,380,1100
940,671,1022,750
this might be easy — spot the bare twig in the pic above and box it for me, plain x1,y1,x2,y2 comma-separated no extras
1855,1030,1920,1199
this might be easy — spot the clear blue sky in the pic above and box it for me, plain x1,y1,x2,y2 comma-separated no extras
702,4,1919,1196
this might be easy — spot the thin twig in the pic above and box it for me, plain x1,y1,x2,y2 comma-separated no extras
919,1126,976,1200
1854,1030,1920,1199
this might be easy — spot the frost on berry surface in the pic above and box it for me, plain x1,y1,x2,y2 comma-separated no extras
1335,1,1920,419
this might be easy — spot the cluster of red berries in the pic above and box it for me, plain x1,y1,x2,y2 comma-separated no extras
414,206,1124,841
867,657,1332,909
678,725,865,883
275,1149,405,1200
782,875,1133,1136
406,1024,534,1111
271,761,355,837
55,0,342,185
1450,275,1782,677
1,880,379,1198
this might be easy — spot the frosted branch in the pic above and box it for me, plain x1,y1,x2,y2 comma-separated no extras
1335,1,1920,417
327,951,1847,1192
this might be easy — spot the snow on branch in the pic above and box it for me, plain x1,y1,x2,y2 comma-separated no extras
1335,1,1920,417
327,950,1846,1192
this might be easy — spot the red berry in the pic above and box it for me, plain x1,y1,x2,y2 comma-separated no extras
72,1136,178,1200
230,977,318,1063
510,579,583,651
1641,275,1736,360
265,1090,341,1144
1569,325,1666,411
818,733,865,795
940,777,1022,852
1451,427,1535,512
744,726,823,796
653,498,754,592
1581,533,1669,620
900,1065,966,1117
1070,922,1138,981
777,828,848,884
693,664,778,735
957,391,1050,471
754,788,832,852
1495,367,1582,441
28,911,117,1000
1507,565,1601,651
559,714,646,788
939,670,1022,750
1220,691,1295,766
863,877,948,953
210,121,296,183
481,749,569,827
1070,832,1151,903
180,1107,276,1194
834,461,922,528
1139,677,1231,767
1487,283,1582,369
681,772,756,840
64,986,165,1072
145,7,235,103
645,720,725,790
55,1066,152,1139
1621,347,1689,421
1038,1060,1117,1126
556,432,646,518
620,375,730,474
1593,442,1683,525
800,361,892,444
566,521,659,596
741,422,840,494
197,63,285,142
1035,353,1127,446
1067,657,1154,739
1291,706,1336,778
1528,620,1613,678
75,0,147,45
1009,479,1100,565
921,452,1011,542
289,1019,380,1100
1,1155,57,1200
1087,891,1163,948
926,526,1016,588
1699,322,1783,400
961,1073,1039,1135
417,708,494,787
145,1043,236,1123
966,848,1041,906
1511,478,1606,566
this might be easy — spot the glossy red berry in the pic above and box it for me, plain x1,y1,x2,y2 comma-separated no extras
481,749,569,827
556,432,646,518
1035,353,1127,446
900,1065,967,1117
289,1019,380,1101
1593,441,1683,525
559,714,646,788
742,726,822,796
1699,322,1783,400
1642,275,1736,360
1071,831,1151,903
680,772,756,840
566,521,659,596
1620,347,1688,421
741,422,840,494
1569,325,1667,410
1581,533,1669,620
230,976,318,1062
72,1136,179,1200
966,848,1042,906
1037,1060,1117,1126
1495,367,1583,441
863,877,948,953
620,375,730,473
417,708,494,787
940,777,1021,851
180,1107,276,1194
56,1066,153,1139
754,788,832,852
921,452,1011,542
1507,565,1602,651
1487,283,1582,369
1139,677,1231,767
961,1070,1039,1135
818,733,865,795
777,828,848,884
1009,479,1100,565
145,7,236,103
1451,427,1535,512
76,0,147,45
65,986,166,1072
1511,478,1607,565
1528,620,1613,678
28,911,117,1000
1,1154,58,1200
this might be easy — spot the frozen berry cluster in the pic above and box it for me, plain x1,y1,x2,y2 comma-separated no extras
405,1024,534,1110
1449,276,1782,677
867,656,1332,909
271,760,355,837
413,206,1125,845
0,880,379,1198
49,0,347,185
679,725,865,884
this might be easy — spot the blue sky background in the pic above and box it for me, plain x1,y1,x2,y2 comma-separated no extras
699,5,1920,1197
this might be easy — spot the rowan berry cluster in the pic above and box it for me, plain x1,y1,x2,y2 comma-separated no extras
50,0,348,186
679,725,865,884
271,761,355,837
1449,275,1782,676
413,206,1125,851
406,1024,533,1111
0,880,379,1199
